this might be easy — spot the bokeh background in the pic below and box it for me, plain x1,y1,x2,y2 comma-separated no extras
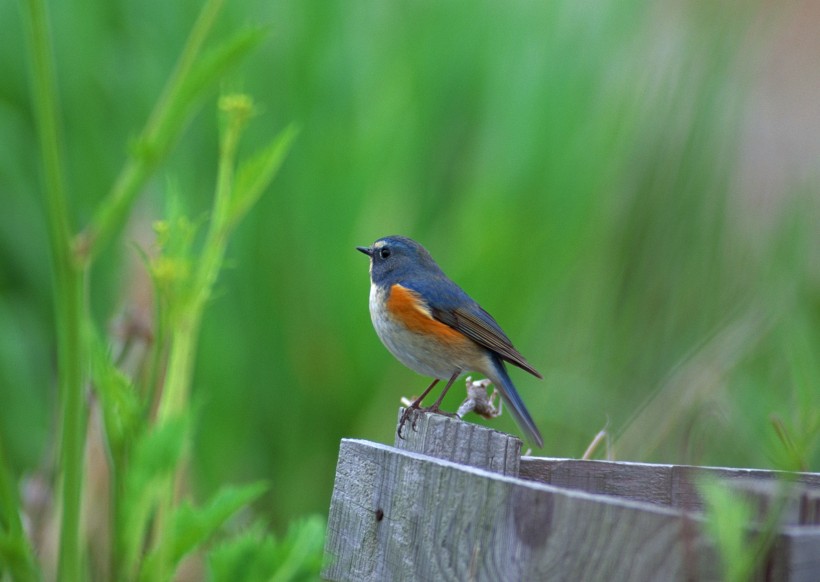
2,0,819,533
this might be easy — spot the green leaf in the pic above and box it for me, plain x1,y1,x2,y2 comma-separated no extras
227,124,299,231
207,523,279,582
0,532,39,582
120,416,190,577
207,515,325,582
140,481,268,581
88,329,141,456
700,478,755,582
269,515,325,582
154,27,269,159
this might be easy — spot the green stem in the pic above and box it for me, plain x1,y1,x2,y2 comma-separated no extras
56,276,86,582
144,315,198,581
156,96,248,423
147,97,249,581
157,317,200,424
78,0,226,262
21,0,86,580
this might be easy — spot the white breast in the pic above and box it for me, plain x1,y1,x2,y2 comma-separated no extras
368,284,489,380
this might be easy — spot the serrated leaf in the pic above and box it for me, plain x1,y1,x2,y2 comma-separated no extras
140,481,268,581
206,515,325,582
88,329,141,454
227,124,298,230
207,523,279,582
120,415,190,577
269,515,325,582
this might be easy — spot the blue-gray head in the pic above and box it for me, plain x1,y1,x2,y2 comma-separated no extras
356,235,444,285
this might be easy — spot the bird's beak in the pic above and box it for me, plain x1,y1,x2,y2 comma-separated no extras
356,246,373,257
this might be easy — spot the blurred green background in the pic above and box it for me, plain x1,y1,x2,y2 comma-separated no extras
2,0,819,533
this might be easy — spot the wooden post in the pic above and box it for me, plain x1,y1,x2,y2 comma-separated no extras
323,412,820,582
392,408,521,477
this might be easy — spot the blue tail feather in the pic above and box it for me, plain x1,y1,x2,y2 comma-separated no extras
487,354,543,448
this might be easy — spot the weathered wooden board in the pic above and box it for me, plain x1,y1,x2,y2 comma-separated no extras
393,408,521,476
323,414,820,582
520,457,820,520
324,439,727,581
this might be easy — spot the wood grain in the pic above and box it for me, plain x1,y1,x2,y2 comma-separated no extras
324,439,728,581
520,457,820,517
392,408,521,477
323,414,820,581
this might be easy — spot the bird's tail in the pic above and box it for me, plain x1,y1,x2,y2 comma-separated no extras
486,354,543,448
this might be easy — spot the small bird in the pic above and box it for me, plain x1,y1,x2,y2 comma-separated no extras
357,235,543,447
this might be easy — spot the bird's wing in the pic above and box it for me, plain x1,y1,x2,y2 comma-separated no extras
431,304,542,379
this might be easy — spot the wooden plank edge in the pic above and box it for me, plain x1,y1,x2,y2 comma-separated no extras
323,440,747,581
520,457,820,516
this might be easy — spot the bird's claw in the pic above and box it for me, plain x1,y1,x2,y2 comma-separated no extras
397,405,419,440
397,403,457,439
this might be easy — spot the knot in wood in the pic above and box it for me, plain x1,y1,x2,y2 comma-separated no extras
510,486,553,549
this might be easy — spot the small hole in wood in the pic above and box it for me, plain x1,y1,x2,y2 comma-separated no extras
375,508,384,522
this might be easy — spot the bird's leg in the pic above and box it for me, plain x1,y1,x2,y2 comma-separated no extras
424,370,461,415
398,378,439,439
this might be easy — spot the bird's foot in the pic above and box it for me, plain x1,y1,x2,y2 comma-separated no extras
397,403,457,439
397,404,421,440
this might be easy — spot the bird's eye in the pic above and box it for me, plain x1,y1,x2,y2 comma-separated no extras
379,247,391,259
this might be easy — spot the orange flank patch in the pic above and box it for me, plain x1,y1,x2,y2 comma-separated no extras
387,285,465,342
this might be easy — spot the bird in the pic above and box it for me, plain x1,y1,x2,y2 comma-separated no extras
356,235,543,447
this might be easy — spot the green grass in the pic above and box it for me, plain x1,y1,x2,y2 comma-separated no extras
2,0,819,578
8,0,317,579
